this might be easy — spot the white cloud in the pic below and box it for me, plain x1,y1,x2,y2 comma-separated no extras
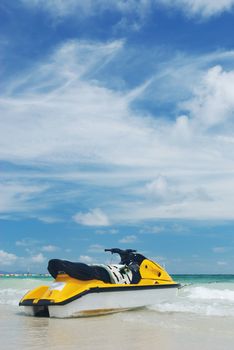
0,40,134,167
0,250,17,266
21,0,151,23
119,235,137,243
145,176,169,198
21,0,234,21
150,255,167,264
88,244,105,253
79,255,95,264
41,245,59,252
15,239,41,247
1,41,234,222
73,209,110,226
158,0,234,18
172,115,191,142
0,182,49,214
213,246,230,253
217,261,228,266
96,229,118,235
15,240,29,247
31,253,46,264
140,225,165,234
0,250,49,270
37,216,61,224
182,65,234,128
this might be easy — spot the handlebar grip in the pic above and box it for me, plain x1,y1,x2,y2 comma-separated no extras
104,248,137,254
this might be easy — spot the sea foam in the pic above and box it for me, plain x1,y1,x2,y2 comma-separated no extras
187,286,234,302
149,283,234,317
0,278,51,306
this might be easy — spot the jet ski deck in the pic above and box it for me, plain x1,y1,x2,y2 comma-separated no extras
19,248,180,317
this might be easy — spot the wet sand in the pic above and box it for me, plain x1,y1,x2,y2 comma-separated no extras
1,305,234,350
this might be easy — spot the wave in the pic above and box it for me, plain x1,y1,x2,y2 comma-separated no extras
149,284,234,317
187,286,234,302
0,278,51,306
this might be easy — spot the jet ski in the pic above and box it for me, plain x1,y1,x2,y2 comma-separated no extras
19,248,180,318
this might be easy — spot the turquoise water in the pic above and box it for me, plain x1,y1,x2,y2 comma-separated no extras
0,274,52,279
173,274,234,284
1,273,234,284
1,273,234,289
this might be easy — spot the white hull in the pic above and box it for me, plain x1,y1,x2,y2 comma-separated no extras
23,286,178,318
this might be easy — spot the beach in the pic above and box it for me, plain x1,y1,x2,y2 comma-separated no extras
1,276,234,350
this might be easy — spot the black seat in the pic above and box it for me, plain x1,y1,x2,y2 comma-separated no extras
48,259,111,283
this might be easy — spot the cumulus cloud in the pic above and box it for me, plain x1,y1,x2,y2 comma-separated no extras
73,209,110,226
0,250,17,266
0,249,48,270
30,253,46,264
79,255,95,264
182,66,234,128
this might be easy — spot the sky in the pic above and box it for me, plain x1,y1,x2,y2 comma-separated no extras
1,0,234,274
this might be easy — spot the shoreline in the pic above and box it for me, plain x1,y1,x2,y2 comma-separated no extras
0,273,51,278
1,273,234,277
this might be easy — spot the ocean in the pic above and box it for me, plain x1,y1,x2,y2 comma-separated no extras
0,275,234,350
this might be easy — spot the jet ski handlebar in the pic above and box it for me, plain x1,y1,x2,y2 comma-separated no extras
104,248,137,264
104,248,137,255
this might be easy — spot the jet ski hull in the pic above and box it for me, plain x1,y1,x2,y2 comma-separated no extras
19,248,181,318
21,284,179,318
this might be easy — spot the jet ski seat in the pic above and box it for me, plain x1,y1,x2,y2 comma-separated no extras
48,249,145,284
48,259,141,284
48,259,112,283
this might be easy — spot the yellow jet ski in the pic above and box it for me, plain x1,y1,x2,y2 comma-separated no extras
19,248,180,318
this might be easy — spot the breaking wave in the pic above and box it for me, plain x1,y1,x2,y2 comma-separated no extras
149,283,234,317
0,278,51,306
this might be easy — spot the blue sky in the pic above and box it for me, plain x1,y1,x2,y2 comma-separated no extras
1,0,234,273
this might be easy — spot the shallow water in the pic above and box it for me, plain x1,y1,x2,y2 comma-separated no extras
1,276,234,350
